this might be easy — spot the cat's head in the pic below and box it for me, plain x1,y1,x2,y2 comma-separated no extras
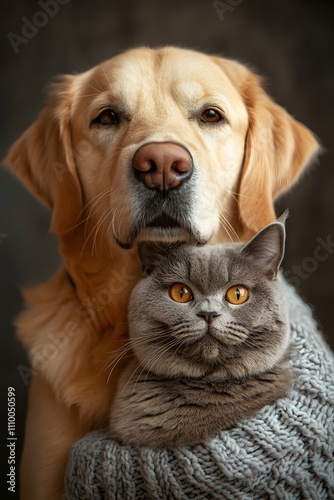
128,211,290,379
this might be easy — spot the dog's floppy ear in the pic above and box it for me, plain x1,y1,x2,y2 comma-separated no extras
4,75,82,234
213,58,320,235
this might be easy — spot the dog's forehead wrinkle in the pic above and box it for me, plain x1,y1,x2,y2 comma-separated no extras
92,49,220,106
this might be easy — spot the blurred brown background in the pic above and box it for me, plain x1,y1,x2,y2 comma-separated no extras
1,0,333,491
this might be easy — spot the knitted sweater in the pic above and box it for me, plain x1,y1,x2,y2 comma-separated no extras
65,280,334,499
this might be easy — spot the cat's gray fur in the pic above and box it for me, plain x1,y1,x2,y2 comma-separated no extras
109,213,292,448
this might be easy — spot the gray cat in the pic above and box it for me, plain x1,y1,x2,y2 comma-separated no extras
109,213,292,448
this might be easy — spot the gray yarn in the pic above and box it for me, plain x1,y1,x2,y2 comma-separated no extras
65,280,334,499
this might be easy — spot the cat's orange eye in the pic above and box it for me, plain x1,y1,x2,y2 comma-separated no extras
225,285,249,305
169,283,193,303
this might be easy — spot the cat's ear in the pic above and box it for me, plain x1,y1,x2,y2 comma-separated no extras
241,210,288,279
137,243,177,276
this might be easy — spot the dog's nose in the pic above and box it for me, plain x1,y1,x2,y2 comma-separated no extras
132,142,193,193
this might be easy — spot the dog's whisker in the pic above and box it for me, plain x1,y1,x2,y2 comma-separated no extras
109,205,124,244
80,207,110,258
88,79,105,95
223,189,240,206
115,205,128,243
101,64,113,88
79,188,130,257
226,189,262,202
64,187,114,234
92,208,113,257
106,196,129,246
76,92,104,98
217,213,239,242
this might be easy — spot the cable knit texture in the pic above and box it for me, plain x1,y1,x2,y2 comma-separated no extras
65,280,334,499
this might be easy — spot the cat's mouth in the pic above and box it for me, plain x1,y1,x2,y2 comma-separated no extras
198,335,221,362
175,332,226,365
175,327,242,366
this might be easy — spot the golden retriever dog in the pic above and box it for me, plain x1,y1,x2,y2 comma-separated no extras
5,46,319,499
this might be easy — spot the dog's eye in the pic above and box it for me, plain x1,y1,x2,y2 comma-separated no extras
95,109,120,126
201,108,224,123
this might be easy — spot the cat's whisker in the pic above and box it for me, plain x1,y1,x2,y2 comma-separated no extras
169,321,204,338
104,331,174,381
103,336,151,372
126,339,179,396
103,342,133,369
169,322,205,342
215,328,248,345
104,347,133,381
143,340,180,377
235,335,266,351
106,352,136,383
173,332,204,344
170,321,193,332
104,337,160,373
133,339,177,375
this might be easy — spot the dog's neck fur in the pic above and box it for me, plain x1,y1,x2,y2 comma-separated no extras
59,230,142,332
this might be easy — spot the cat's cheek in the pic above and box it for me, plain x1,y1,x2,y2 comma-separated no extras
225,302,250,316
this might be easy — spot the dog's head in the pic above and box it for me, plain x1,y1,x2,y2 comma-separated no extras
5,47,319,253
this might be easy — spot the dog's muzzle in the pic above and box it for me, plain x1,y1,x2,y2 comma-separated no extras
115,142,205,249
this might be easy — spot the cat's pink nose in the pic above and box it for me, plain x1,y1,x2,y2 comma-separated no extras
197,311,221,324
